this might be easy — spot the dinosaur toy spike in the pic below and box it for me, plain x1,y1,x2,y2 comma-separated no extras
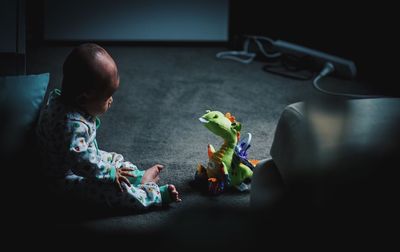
207,144,215,159
225,112,236,122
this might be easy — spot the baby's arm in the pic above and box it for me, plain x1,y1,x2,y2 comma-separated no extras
97,150,146,186
67,119,118,182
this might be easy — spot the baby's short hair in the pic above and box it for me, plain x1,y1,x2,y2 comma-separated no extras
61,43,108,104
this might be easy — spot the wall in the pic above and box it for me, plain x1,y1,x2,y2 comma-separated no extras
0,0,17,52
44,0,229,41
0,0,25,75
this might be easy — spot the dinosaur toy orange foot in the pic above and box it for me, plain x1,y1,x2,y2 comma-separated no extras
249,159,260,167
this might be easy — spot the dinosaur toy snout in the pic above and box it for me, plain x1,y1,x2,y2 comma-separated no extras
199,117,209,124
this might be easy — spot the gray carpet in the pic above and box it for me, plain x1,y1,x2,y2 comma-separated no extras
27,45,338,234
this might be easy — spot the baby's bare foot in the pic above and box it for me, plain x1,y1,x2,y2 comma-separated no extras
168,184,182,202
141,164,164,184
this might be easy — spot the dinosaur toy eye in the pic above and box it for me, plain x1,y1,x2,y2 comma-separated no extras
213,114,218,119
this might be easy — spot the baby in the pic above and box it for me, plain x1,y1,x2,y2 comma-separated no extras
37,43,180,209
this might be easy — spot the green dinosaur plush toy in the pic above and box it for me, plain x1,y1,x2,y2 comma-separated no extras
195,110,259,194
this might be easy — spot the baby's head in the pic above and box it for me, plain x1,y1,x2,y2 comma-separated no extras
61,43,119,116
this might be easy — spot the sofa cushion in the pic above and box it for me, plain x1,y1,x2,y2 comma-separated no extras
0,73,50,157
270,98,400,184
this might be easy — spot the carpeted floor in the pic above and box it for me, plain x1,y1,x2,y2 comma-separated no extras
27,45,353,235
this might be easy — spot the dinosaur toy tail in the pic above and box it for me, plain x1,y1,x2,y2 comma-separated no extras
249,159,260,167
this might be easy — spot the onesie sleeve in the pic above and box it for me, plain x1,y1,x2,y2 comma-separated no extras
67,119,116,182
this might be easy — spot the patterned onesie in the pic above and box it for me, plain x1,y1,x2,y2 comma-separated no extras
36,89,171,209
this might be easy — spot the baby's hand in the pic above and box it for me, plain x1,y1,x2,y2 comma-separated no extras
141,164,164,184
115,167,135,192
168,184,182,203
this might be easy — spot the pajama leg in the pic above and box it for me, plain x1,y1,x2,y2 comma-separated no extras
120,182,163,208
56,175,163,210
